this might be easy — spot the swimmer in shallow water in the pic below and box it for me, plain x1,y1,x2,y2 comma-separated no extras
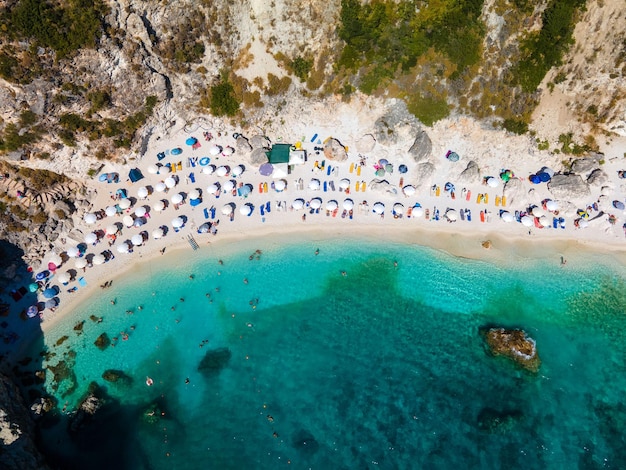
341,270,347,276
315,248,319,255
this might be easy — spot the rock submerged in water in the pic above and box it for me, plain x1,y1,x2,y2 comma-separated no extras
483,328,541,372
477,407,523,434
102,369,132,385
94,333,110,350
198,347,232,374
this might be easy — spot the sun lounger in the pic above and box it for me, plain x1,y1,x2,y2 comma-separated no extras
265,201,271,213
324,181,327,192
329,181,335,191
332,208,338,217
171,163,177,174
189,173,195,183
480,210,485,223
553,217,558,228
327,165,332,176
204,208,209,219
460,209,464,221
466,209,471,221
210,206,215,219
559,217,565,229
350,163,354,173
260,205,265,216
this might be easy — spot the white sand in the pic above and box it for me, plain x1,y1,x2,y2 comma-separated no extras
34,96,626,332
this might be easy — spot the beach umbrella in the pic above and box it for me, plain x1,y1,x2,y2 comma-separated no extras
209,145,222,156
123,215,135,227
326,200,338,211
577,218,589,228
539,216,551,227
309,179,321,190
231,165,244,177
47,262,58,273
613,200,625,210
399,164,408,174
27,305,39,318
45,298,59,309
223,180,235,192
273,167,288,178
48,254,63,267
500,211,514,222
105,206,117,217
57,272,70,285
538,172,551,182
189,189,201,200
222,146,235,156
274,180,286,192
216,166,228,177
202,165,215,175
239,204,253,216
338,179,350,190
158,165,171,174
541,167,555,177
147,165,158,174
92,254,105,265
105,224,118,235
486,177,499,188
116,242,130,253
131,234,144,246
43,287,57,299
546,200,559,211
412,205,424,217
28,282,39,293
118,198,131,210
171,217,184,228
394,203,405,215
531,206,545,217
84,232,98,245
152,228,164,239
133,217,146,228
259,163,274,176
343,199,354,210
134,206,147,218
35,271,49,281
529,174,541,184
171,147,182,156
164,177,177,189
403,185,416,196
521,216,534,227
444,209,456,221
137,187,149,199
66,246,80,258
198,223,211,233
379,159,389,166
310,198,322,210
155,182,167,193
207,183,219,194
75,258,87,269
292,199,305,210
84,213,97,224
171,193,183,205
221,204,233,215
238,185,251,197
385,163,393,173
373,202,385,214
153,200,165,212
186,136,198,146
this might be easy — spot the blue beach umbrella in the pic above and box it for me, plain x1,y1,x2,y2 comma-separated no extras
538,172,551,182
171,148,182,156
259,163,273,176
186,137,198,146
529,174,541,184
398,164,408,174
613,200,625,210
35,271,49,281
27,305,39,318
42,287,58,299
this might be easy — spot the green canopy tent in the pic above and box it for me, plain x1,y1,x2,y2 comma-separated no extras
265,144,291,165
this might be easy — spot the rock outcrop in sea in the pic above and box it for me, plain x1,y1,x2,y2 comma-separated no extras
482,327,541,372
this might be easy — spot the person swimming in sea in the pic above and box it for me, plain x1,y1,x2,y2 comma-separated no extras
315,248,319,255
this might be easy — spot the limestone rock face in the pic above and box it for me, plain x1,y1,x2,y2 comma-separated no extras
249,148,270,165
69,384,103,434
548,174,591,201
250,135,271,150
483,328,541,372
407,129,433,163
323,138,348,161
373,103,421,145
458,160,481,184
571,155,603,175
236,135,253,154
587,168,608,186
0,373,50,469
503,178,527,208
411,162,436,189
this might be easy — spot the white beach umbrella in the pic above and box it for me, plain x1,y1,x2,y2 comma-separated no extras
394,203,405,215
66,246,80,258
105,206,117,217
274,180,286,191
202,165,215,175
116,242,129,253
48,254,63,267
273,167,287,178
546,200,559,211
135,206,147,218
531,206,545,217
209,145,222,156
171,193,183,205
164,177,177,189
207,183,219,194
326,200,338,211
412,206,424,217
310,198,322,210
539,216,551,227
339,179,350,190
521,216,534,227
292,199,305,210
158,165,171,174
147,165,158,175
171,217,184,228
57,272,70,284
500,211,514,222
92,254,105,266
123,215,135,227
403,185,416,196
444,208,456,221
231,165,244,177
75,258,87,269
578,218,589,228
189,189,201,200
84,232,98,245
223,180,235,191
118,198,131,210
131,234,144,246
155,182,167,193
487,177,499,188
216,166,228,177
373,202,385,214
343,199,354,210
239,204,252,216
222,146,235,156
106,224,118,235
309,179,321,190
221,204,233,215
152,228,164,239
153,200,165,212
84,213,97,224
137,187,149,199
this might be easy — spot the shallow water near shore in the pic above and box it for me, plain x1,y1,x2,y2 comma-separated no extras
28,238,626,469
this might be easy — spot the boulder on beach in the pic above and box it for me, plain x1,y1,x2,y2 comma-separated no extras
571,155,603,175
587,168,608,186
411,162,436,189
503,178,527,207
236,135,253,153
458,160,481,184
368,179,398,195
249,148,270,165
482,327,541,372
407,129,432,163
249,134,271,149
548,174,591,201
323,138,348,162
355,134,376,153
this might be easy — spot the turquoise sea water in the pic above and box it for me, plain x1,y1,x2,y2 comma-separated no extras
26,238,626,469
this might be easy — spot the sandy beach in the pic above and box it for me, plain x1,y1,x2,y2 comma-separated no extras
24,104,624,335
